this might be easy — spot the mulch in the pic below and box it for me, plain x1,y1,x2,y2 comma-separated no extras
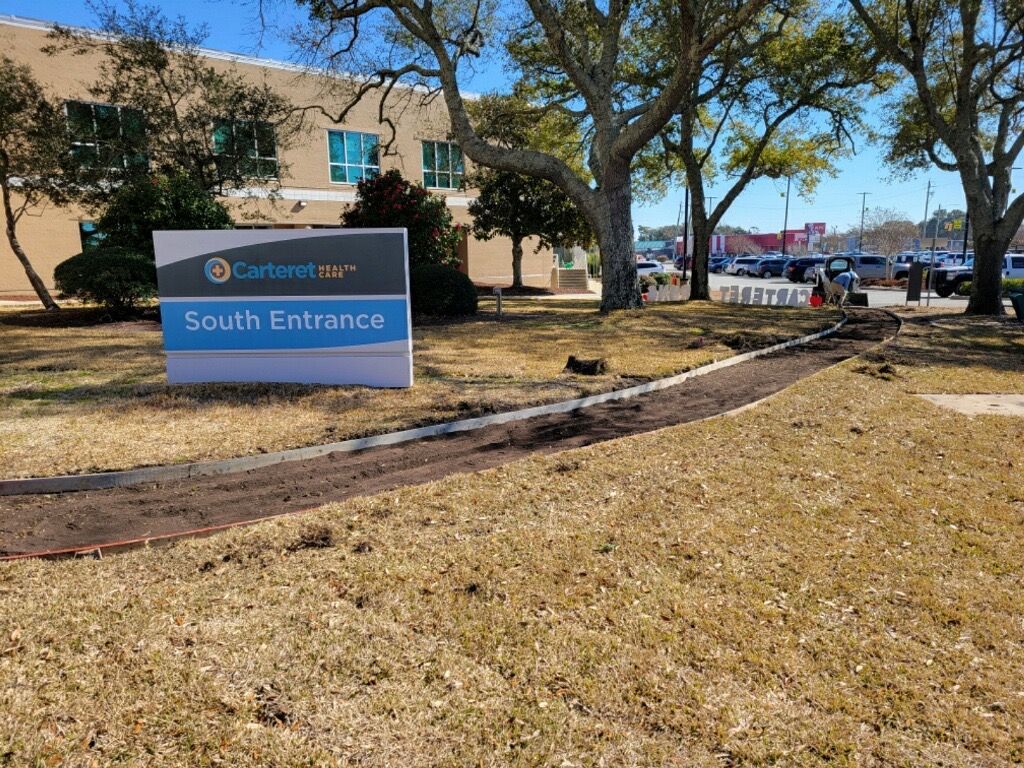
0,310,897,558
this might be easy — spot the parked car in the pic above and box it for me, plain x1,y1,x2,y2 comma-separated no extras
933,254,1024,297
636,260,665,276
724,256,761,276
848,254,888,280
785,257,825,283
891,251,961,279
709,256,731,273
751,257,789,279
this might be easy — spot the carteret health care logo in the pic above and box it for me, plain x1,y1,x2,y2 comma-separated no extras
204,257,231,284
203,257,357,284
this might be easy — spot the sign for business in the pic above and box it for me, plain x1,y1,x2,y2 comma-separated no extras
154,229,413,387
716,285,811,306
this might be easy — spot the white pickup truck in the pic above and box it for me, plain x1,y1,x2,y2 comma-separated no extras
933,254,1024,297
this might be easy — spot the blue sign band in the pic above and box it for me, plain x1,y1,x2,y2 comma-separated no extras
162,298,410,352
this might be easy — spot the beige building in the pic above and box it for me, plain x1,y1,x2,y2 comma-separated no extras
0,15,553,297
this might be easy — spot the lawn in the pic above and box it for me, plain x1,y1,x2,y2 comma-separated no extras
1,312,1022,766
0,300,836,478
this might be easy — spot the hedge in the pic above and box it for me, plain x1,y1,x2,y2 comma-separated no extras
409,263,478,317
54,247,157,312
956,278,1024,297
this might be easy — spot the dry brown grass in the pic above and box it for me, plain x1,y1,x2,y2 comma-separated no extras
1,314,1022,766
872,310,1024,394
0,300,834,478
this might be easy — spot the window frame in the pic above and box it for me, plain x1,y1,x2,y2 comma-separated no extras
65,99,148,171
212,119,279,180
421,140,464,190
326,129,381,185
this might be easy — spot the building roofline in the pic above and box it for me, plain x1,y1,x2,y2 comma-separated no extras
0,13,329,75
0,12,471,97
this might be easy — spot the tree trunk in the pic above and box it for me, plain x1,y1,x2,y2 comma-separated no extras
1,181,59,311
595,176,642,313
510,235,524,289
688,214,712,300
967,230,1007,315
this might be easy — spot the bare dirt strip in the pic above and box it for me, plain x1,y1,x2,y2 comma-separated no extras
0,309,897,558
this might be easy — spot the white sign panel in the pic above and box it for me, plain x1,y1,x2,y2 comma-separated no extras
716,285,811,306
154,229,413,387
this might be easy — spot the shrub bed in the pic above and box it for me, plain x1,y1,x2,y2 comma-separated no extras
410,264,478,317
54,247,157,313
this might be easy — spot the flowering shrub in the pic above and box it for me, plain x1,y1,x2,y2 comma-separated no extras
342,170,462,268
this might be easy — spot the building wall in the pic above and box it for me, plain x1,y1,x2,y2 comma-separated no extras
0,17,552,296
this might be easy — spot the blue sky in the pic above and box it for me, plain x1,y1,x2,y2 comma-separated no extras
1,0,977,234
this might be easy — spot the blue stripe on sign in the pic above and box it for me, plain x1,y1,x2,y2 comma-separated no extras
161,298,409,351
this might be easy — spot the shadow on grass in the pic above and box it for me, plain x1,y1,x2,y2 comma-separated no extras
864,315,1024,377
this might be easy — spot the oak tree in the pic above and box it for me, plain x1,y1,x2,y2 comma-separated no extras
652,5,881,299
850,0,1024,314
294,0,773,311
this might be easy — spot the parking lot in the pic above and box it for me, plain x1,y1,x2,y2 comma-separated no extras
705,271,966,308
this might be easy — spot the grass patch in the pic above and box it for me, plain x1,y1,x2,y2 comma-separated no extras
0,300,835,478
862,312,1024,394
1,313,1022,765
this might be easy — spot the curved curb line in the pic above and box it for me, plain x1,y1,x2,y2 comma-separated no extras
1,314,848,496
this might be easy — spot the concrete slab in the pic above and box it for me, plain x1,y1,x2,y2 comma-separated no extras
917,394,1024,416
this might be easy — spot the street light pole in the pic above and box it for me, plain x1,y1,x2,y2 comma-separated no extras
780,176,791,258
858,192,870,251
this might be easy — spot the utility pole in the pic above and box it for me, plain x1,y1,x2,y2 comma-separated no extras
920,180,933,247
780,176,791,258
858,192,870,251
961,211,970,264
705,196,717,256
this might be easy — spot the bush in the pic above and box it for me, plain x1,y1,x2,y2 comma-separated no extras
1005,278,1024,295
97,171,233,256
342,170,463,268
54,247,157,312
409,264,477,317
956,278,1024,297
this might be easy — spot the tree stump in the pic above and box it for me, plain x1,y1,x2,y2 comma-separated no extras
563,355,608,375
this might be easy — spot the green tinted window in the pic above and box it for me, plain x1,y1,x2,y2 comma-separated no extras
327,130,380,184
212,120,278,180
421,141,462,189
65,100,148,171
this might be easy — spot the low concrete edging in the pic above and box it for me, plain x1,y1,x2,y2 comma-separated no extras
0,314,847,496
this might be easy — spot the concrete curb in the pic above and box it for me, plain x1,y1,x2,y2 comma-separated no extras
0,314,848,496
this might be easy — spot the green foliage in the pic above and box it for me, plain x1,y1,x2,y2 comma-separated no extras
0,56,74,205
409,263,478,317
918,207,966,240
97,171,233,256
54,247,157,311
465,94,593,285
638,225,679,241
468,170,593,250
45,1,299,197
958,279,1024,297
467,94,588,176
0,54,77,309
342,170,462,268
723,124,844,199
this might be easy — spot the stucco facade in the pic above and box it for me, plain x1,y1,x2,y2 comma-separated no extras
0,16,552,296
